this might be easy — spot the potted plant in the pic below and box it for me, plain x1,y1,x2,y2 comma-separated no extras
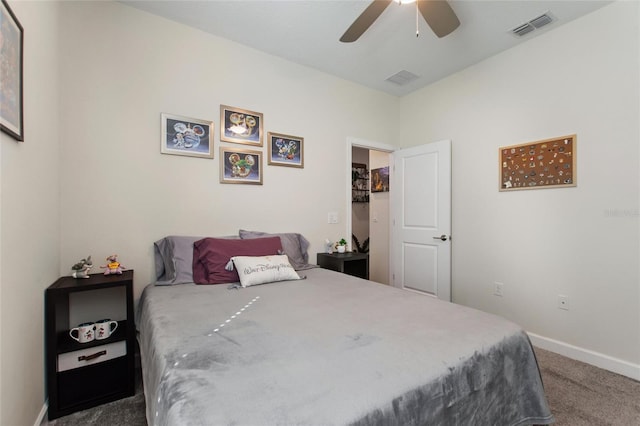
336,238,347,253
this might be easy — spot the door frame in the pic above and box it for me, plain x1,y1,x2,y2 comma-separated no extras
345,137,395,282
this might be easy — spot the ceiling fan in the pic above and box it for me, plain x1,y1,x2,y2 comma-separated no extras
340,0,460,43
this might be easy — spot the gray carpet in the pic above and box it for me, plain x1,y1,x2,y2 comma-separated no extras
47,347,639,425
535,348,640,425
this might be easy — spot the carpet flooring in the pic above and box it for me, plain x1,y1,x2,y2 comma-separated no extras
534,348,640,425
46,347,639,426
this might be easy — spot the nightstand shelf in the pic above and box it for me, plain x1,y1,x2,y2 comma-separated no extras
317,252,369,280
45,270,135,420
55,319,127,354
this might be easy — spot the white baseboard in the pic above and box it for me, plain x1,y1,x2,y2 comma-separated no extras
34,401,47,426
528,332,640,381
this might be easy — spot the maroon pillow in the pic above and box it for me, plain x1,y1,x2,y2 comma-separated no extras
193,237,283,284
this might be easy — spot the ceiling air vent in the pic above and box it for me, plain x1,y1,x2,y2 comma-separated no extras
386,70,419,86
511,12,554,37
530,13,553,29
512,23,535,37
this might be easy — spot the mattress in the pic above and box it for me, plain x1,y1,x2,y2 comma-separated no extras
136,267,553,425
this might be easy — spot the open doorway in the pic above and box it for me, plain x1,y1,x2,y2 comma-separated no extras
351,147,370,270
350,146,391,285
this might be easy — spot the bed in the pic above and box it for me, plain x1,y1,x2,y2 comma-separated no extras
136,234,553,426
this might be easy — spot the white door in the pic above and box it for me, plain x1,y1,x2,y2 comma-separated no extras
391,140,451,301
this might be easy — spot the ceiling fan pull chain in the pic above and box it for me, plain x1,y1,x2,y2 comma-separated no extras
415,2,420,37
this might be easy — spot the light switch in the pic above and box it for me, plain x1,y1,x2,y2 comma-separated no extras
328,212,339,224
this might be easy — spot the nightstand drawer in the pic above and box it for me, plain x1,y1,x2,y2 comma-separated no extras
58,340,126,372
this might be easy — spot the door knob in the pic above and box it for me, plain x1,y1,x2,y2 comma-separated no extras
433,235,448,241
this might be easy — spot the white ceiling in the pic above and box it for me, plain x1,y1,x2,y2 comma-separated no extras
122,0,611,97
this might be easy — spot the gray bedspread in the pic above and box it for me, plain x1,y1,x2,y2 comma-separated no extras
137,268,553,426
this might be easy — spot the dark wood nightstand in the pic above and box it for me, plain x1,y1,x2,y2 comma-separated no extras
45,270,135,420
317,252,369,280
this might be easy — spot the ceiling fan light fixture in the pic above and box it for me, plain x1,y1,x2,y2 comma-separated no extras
340,0,459,43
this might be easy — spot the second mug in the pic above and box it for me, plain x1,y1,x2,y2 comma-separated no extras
95,319,118,340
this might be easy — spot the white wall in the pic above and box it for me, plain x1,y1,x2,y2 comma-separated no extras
398,1,639,369
57,1,398,300
369,150,390,284
0,1,61,425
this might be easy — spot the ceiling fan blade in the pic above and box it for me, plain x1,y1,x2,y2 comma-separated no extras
340,0,393,43
417,0,460,38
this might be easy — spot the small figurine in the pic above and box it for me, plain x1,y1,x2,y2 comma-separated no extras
101,254,125,275
71,256,93,279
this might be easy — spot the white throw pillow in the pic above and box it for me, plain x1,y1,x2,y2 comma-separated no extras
231,255,301,287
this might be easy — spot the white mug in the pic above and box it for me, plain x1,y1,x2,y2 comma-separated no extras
70,322,95,343
95,319,118,340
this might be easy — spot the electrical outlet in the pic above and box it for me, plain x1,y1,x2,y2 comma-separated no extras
493,282,504,297
558,295,569,310
327,212,339,224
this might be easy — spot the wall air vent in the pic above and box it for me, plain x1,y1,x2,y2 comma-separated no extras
386,70,419,86
511,12,554,37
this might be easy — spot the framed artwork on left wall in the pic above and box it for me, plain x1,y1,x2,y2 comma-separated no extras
0,0,24,141
161,113,214,159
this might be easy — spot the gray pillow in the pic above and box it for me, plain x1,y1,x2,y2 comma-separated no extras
154,235,240,285
238,229,316,271
154,236,203,285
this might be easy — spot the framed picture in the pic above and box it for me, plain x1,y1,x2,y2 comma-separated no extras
161,113,214,159
267,132,304,168
220,147,263,185
220,105,263,146
371,166,389,192
0,0,24,141
499,134,576,191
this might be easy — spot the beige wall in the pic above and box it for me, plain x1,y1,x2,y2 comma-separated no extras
398,1,640,368
57,1,398,301
0,1,61,425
